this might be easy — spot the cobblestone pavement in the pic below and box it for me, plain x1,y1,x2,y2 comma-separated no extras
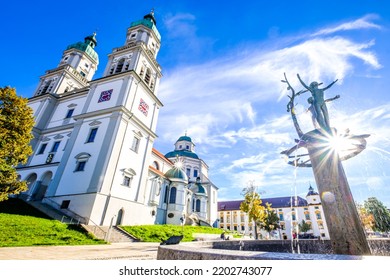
0,242,160,260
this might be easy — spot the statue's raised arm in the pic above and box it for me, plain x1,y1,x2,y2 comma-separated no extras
297,74,310,90
323,79,338,91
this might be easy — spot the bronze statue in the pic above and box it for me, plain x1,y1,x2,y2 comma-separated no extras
297,74,338,131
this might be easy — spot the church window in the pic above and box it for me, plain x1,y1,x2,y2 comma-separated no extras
279,213,284,221
74,152,91,172
109,65,115,75
195,199,201,212
316,213,322,220
186,145,190,150
65,109,74,119
193,169,198,178
125,61,130,71
169,187,176,204
115,58,125,73
75,161,86,172
123,176,132,187
42,81,51,94
305,213,310,220
85,63,89,68
47,82,54,93
186,168,191,178
60,200,70,209
144,68,151,84
140,66,145,77
86,128,98,143
37,143,47,154
122,168,136,188
131,136,140,153
51,141,61,153
152,161,159,170
80,71,86,77
292,213,296,220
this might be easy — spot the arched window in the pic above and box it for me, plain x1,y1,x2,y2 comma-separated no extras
169,187,176,204
144,68,151,84
152,161,159,170
124,61,130,71
140,66,145,77
109,65,115,75
196,199,201,212
115,58,125,73
42,81,51,94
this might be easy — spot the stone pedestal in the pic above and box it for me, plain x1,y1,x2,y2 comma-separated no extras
304,130,371,255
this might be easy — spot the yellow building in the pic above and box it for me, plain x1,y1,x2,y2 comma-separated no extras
218,185,330,240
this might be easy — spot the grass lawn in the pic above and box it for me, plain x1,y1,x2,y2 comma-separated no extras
0,198,227,246
121,224,224,242
0,198,105,247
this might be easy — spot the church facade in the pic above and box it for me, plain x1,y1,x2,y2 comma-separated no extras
16,12,218,227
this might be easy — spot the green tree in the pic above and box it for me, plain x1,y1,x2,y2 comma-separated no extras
364,197,390,233
240,183,266,239
298,219,311,233
258,203,280,237
0,87,34,201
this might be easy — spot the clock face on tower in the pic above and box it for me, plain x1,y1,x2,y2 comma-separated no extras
98,89,113,103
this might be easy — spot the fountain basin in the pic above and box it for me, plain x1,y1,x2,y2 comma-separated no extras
157,239,390,260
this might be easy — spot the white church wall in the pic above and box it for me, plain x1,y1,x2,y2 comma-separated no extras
97,195,157,226
28,100,42,117
128,85,156,129
100,119,152,202
46,96,87,129
86,79,123,112
55,116,111,195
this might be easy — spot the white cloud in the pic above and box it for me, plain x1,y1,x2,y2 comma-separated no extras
158,34,381,149
312,14,381,36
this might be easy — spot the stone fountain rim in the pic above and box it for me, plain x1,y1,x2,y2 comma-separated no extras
157,241,386,260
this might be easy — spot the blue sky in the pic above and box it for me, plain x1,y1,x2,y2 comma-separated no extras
2,1,390,207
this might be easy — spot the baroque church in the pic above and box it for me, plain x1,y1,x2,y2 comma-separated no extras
16,12,219,227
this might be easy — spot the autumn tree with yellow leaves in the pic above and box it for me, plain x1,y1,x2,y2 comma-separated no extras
0,87,34,201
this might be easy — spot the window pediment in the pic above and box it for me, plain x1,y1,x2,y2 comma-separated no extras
75,152,91,160
122,168,136,177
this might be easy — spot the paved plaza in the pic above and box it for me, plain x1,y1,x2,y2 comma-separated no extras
0,242,160,260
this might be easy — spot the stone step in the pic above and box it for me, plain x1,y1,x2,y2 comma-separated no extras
83,225,138,243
